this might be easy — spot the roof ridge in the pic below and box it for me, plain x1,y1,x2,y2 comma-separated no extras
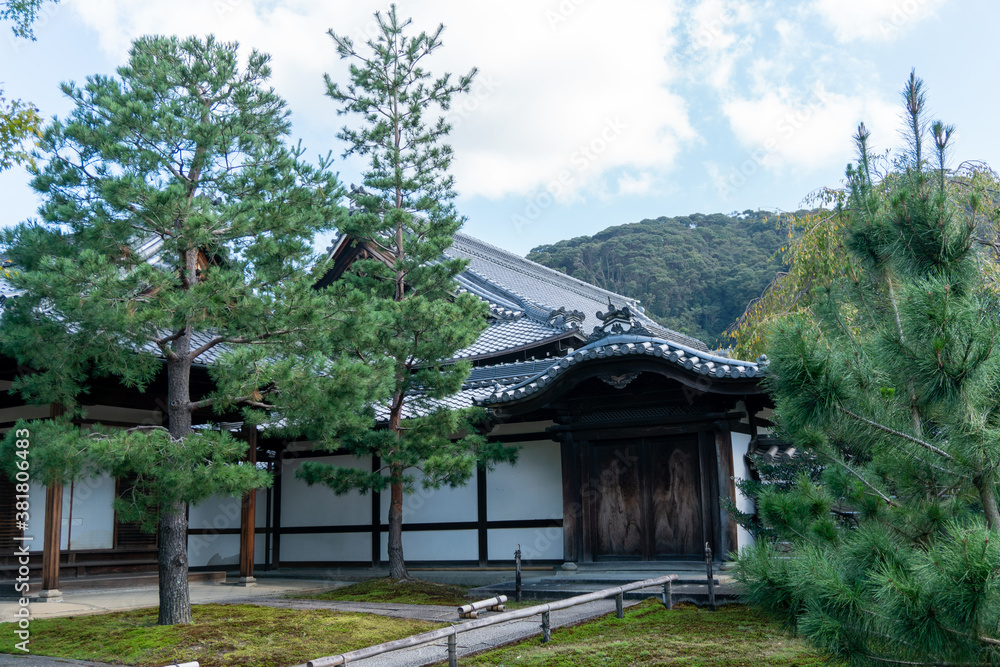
452,232,643,309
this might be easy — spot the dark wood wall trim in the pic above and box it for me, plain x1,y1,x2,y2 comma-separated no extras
487,432,559,444
189,518,563,537
371,455,381,567
476,466,488,565
697,431,722,558
272,448,283,568
561,439,580,563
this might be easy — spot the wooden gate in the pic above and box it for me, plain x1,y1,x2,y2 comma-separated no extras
590,436,705,559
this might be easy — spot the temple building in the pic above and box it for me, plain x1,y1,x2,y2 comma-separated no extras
1,232,772,588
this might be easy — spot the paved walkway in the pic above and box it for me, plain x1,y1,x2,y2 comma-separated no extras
0,578,339,623
0,577,647,667
279,598,641,667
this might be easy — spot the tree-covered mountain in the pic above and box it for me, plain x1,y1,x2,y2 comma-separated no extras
527,211,787,348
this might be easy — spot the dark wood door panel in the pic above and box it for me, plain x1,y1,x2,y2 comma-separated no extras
592,443,643,558
649,438,703,556
590,436,705,560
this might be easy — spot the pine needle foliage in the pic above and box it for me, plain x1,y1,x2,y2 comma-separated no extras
0,35,380,625
296,6,516,581
737,73,1000,666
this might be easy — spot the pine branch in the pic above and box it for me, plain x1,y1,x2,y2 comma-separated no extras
838,407,953,460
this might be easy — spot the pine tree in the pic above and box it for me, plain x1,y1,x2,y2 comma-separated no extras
296,6,516,581
0,35,380,624
737,72,1000,665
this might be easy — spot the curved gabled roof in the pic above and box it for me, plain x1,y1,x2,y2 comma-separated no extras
478,332,765,406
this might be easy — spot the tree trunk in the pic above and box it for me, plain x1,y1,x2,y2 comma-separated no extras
387,470,407,581
157,500,192,625
979,479,1000,533
161,330,194,625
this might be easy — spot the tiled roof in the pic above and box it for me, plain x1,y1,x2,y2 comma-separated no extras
451,316,571,360
375,359,553,420
478,332,764,407
445,233,710,352
0,260,226,366
0,275,23,307
325,231,714,360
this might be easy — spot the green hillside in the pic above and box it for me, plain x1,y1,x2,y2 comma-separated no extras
527,211,787,348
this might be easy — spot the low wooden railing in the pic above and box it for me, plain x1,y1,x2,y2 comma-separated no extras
295,574,679,667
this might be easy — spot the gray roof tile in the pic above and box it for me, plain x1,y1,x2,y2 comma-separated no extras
446,233,709,352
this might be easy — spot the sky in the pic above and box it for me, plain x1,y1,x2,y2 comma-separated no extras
1,0,998,256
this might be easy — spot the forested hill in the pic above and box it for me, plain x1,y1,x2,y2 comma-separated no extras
526,211,787,348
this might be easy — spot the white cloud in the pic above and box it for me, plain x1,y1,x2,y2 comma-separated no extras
617,171,657,196
812,0,947,42
721,85,898,171
67,0,698,204
673,0,760,92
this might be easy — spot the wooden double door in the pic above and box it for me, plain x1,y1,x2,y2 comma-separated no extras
590,436,706,559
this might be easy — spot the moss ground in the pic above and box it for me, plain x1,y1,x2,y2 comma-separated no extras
454,600,839,667
0,603,442,667
294,577,472,606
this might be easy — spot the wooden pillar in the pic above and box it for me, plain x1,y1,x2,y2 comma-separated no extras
560,437,581,564
40,403,66,600
371,455,381,568
238,424,257,586
272,447,283,569
476,465,488,566
715,428,738,559
40,482,63,597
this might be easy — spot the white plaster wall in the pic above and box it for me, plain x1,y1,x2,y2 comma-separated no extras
756,408,773,435
379,472,477,525
284,532,371,563
488,527,563,562
281,456,372,527
67,474,114,550
486,441,562,522
188,489,270,529
255,488,267,528
380,530,478,561
188,533,240,568
255,533,266,565
188,494,244,531
731,432,755,551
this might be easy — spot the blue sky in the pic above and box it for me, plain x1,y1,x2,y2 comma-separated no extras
1,0,997,255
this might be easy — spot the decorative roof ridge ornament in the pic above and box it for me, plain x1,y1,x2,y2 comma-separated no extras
488,303,525,321
587,298,650,342
547,306,585,329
